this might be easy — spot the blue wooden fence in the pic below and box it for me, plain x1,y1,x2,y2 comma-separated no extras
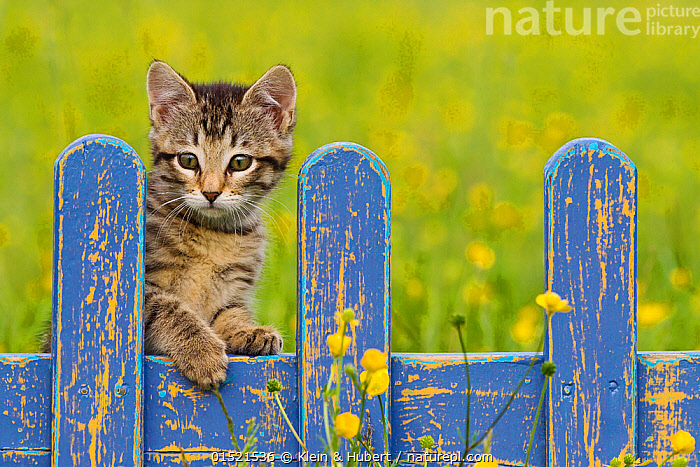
0,135,698,466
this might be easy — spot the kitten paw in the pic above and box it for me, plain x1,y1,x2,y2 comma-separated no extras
175,336,229,390
226,326,283,356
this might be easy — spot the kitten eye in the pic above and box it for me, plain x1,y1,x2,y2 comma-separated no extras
178,153,199,170
229,154,252,172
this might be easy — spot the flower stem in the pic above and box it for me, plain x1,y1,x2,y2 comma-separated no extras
356,389,368,435
322,383,336,461
524,374,549,467
657,453,675,466
456,325,471,467
275,392,308,453
466,317,547,452
213,386,241,452
378,394,389,458
178,446,191,467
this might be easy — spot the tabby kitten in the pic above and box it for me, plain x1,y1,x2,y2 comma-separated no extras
144,60,295,389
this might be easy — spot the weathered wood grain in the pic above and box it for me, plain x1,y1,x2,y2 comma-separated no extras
638,353,700,466
0,355,50,451
298,142,391,461
52,135,146,466
392,354,545,467
2,352,700,466
143,355,298,454
0,450,50,466
544,138,637,467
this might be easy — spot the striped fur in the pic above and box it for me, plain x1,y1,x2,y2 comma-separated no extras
143,61,295,388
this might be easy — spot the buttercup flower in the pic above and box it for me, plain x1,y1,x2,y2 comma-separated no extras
536,291,572,315
360,349,387,373
335,412,360,439
671,430,695,454
465,240,495,270
360,368,390,396
473,461,498,467
327,332,351,358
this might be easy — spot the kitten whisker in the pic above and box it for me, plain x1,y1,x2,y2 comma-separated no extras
155,202,187,246
251,193,294,216
164,203,189,244
150,195,188,215
240,199,289,245
178,206,194,244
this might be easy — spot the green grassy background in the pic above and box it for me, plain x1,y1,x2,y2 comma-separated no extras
1,0,699,353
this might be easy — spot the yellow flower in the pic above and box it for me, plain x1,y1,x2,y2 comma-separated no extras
670,267,692,289
335,412,360,439
671,430,695,454
511,319,536,344
462,282,492,306
360,349,387,373
536,291,572,315
638,302,671,327
535,113,577,154
473,461,498,467
491,202,521,231
360,369,390,396
510,305,540,344
327,332,351,358
465,241,495,269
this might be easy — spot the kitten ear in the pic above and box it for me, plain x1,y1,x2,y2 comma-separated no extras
242,65,296,134
146,60,197,124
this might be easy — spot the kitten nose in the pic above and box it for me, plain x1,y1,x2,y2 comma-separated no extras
202,191,220,203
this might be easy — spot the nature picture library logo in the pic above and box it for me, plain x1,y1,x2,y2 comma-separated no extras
486,1,700,38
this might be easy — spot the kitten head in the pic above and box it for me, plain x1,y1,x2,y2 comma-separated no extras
146,60,296,232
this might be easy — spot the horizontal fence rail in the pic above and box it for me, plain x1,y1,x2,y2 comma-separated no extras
0,135,698,467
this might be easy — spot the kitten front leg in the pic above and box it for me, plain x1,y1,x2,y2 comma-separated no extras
210,305,283,356
144,282,229,389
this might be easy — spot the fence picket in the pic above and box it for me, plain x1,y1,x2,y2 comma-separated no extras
298,142,391,463
544,138,637,466
52,135,146,466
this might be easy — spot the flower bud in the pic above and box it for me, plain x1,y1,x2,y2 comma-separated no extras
419,435,435,450
609,459,622,467
672,457,688,467
344,364,356,378
623,453,635,466
266,379,282,393
449,314,466,328
342,308,355,323
541,361,556,377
